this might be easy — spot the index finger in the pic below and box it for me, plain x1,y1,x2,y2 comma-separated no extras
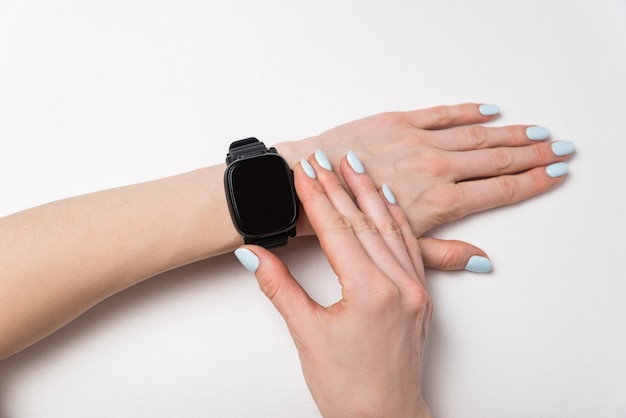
405,103,498,130
293,160,377,295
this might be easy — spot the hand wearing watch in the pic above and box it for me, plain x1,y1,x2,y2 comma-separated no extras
224,138,299,249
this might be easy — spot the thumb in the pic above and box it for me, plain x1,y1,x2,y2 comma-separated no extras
419,237,493,273
234,246,317,324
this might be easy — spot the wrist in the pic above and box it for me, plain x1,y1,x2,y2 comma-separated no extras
180,165,243,259
273,137,321,170
316,397,431,418
273,139,317,237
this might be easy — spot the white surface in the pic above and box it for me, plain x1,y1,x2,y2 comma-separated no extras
1,0,625,417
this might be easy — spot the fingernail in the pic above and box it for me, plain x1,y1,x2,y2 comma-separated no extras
300,158,316,179
382,183,397,205
546,162,568,178
464,256,492,273
314,149,332,171
347,150,365,174
551,140,575,157
478,104,500,116
234,248,259,273
526,126,550,140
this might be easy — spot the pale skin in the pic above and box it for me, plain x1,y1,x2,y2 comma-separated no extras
0,103,571,368
242,153,435,417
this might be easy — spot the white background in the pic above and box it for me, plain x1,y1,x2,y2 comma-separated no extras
1,0,625,417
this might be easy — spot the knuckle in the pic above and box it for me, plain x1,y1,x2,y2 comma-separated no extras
467,125,489,148
496,175,518,203
428,105,452,127
328,212,354,232
379,219,403,240
438,244,466,270
418,149,450,177
531,143,551,163
350,212,377,234
492,147,514,171
366,276,434,322
259,271,284,303
370,280,403,308
428,185,466,223
404,284,433,318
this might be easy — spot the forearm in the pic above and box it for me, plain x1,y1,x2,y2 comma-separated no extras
0,103,572,359
0,164,241,359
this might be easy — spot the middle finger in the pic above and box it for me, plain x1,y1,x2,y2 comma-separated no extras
429,124,550,151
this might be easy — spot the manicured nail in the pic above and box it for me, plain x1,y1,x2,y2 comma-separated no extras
382,183,397,205
546,162,568,178
314,149,332,171
526,126,550,140
464,256,492,273
300,158,316,179
346,150,365,174
478,104,500,116
234,248,259,273
551,140,575,157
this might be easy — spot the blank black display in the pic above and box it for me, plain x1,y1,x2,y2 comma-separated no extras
228,155,297,235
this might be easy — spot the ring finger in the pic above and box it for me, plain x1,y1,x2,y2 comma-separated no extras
428,124,550,151
449,141,573,182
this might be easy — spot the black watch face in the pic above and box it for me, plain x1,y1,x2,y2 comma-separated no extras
226,154,298,236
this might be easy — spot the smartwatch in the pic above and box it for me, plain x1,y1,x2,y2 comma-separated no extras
224,138,299,248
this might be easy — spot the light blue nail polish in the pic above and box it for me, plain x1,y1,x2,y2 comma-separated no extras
234,248,259,273
478,104,500,116
546,162,568,178
551,141,575,157
346,150,365,174
382,183,397,205
526,126,550,140
314,149,332,171
300,158,316,179
464,256,492,273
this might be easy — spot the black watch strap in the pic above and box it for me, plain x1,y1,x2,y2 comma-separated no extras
226,137,274,164
227,138,295,249
245,232,289,248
